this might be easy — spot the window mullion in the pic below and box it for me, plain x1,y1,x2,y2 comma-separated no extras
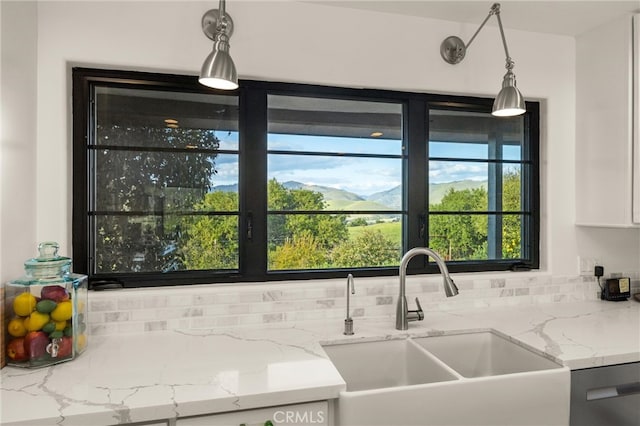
522,104,540,264
240,85,268,279
487,130,504,259
405,98,428,270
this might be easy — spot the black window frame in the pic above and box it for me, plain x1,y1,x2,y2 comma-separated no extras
72,68,539,288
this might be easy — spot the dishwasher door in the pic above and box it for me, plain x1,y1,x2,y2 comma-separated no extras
570,362,640,426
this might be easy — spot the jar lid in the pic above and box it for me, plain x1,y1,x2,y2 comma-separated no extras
23,242,72,280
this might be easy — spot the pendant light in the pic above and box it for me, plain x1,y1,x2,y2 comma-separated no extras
440,3,526,117
199,0,238,90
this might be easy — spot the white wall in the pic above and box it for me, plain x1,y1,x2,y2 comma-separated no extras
1,1,38,282
1,0,637,278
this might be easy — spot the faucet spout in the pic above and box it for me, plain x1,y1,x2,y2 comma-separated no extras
344,273,355,335
396,247,459,330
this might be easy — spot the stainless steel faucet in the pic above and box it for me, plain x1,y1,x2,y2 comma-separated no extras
396,247,459,330
344,273,355,335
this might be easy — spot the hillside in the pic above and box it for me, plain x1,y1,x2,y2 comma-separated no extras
429,180,487,204
212,181,363,202
367,186,401,210
365,180,488,207
213,179,488,209
281,181,363,202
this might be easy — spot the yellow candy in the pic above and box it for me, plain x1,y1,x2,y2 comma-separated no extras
7,317,27,337
25,311,50,331
13,293,36,317
50,300,72,322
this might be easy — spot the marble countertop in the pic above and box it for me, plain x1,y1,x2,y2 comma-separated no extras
1,299,639,425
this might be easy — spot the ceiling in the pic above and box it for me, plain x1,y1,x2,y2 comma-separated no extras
306,1,640,36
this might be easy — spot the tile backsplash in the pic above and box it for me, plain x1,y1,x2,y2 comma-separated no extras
87,272,640,336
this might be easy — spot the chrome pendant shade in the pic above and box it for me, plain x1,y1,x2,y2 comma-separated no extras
492,69,525,117
200,32,237,90
199,1,238,90
440,3,525,117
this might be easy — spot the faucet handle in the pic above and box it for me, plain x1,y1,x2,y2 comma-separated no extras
407,297,424,322
414,297,423,314
414,297,424,321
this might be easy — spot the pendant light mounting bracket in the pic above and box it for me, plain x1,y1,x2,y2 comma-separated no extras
440,36,467,64
202,9,234,40
440,2,503,65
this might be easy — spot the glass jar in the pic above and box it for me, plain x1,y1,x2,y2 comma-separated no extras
4,242,88,368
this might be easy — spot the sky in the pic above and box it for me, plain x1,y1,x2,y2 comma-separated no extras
210,132,521,196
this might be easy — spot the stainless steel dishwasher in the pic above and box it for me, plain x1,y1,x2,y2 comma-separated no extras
570,362,640,426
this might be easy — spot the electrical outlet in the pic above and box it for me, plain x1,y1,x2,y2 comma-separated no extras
578,256,591,274
578,256,601,275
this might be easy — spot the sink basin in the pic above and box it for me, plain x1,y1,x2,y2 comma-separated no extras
412,331,561,378
321,338,457,391
322,331,570,426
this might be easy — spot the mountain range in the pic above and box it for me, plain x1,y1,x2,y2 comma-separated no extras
213,180,488,209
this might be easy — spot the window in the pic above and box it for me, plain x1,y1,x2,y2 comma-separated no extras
73,69,539,287
427,107,538,267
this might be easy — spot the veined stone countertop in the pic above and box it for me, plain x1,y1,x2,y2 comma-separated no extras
1,299,639,425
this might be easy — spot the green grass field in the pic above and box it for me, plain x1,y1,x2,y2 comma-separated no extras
348,222,402,245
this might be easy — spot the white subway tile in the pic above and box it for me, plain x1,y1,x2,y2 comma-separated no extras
86,273,632,336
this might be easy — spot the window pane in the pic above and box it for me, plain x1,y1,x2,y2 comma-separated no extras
266,94,405,271
428,214,489,261
91,84,239,276
503,144,522,161
267,155,402,211
429,160,488,185
430,109,524,161
94,214,239,273
503,165,522,211
267,95,402,154
95,151,238,211
268,213,401,270
430,141,490,160
428,107,529,265
267,213,347,270
269,133,401,155
428,213,524,261
95,87,238,150
502,214,522,259
430,140,523,161
343,214,402,267
428,163,524,212
429,161,488,211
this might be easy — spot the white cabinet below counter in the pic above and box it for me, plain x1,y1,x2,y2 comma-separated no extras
176,401,328,426
576,13,640,228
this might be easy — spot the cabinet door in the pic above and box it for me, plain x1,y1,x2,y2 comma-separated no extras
576,14,638,227
177,401,328,426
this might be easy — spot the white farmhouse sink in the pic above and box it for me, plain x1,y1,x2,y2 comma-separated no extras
412,331,561,378
322,331,570,426
321,338,457,391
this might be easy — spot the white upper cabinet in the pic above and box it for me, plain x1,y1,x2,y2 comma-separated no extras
634,15,640,224
576,14,640,227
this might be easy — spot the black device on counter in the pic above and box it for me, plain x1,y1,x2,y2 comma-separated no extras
601,277,631,301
